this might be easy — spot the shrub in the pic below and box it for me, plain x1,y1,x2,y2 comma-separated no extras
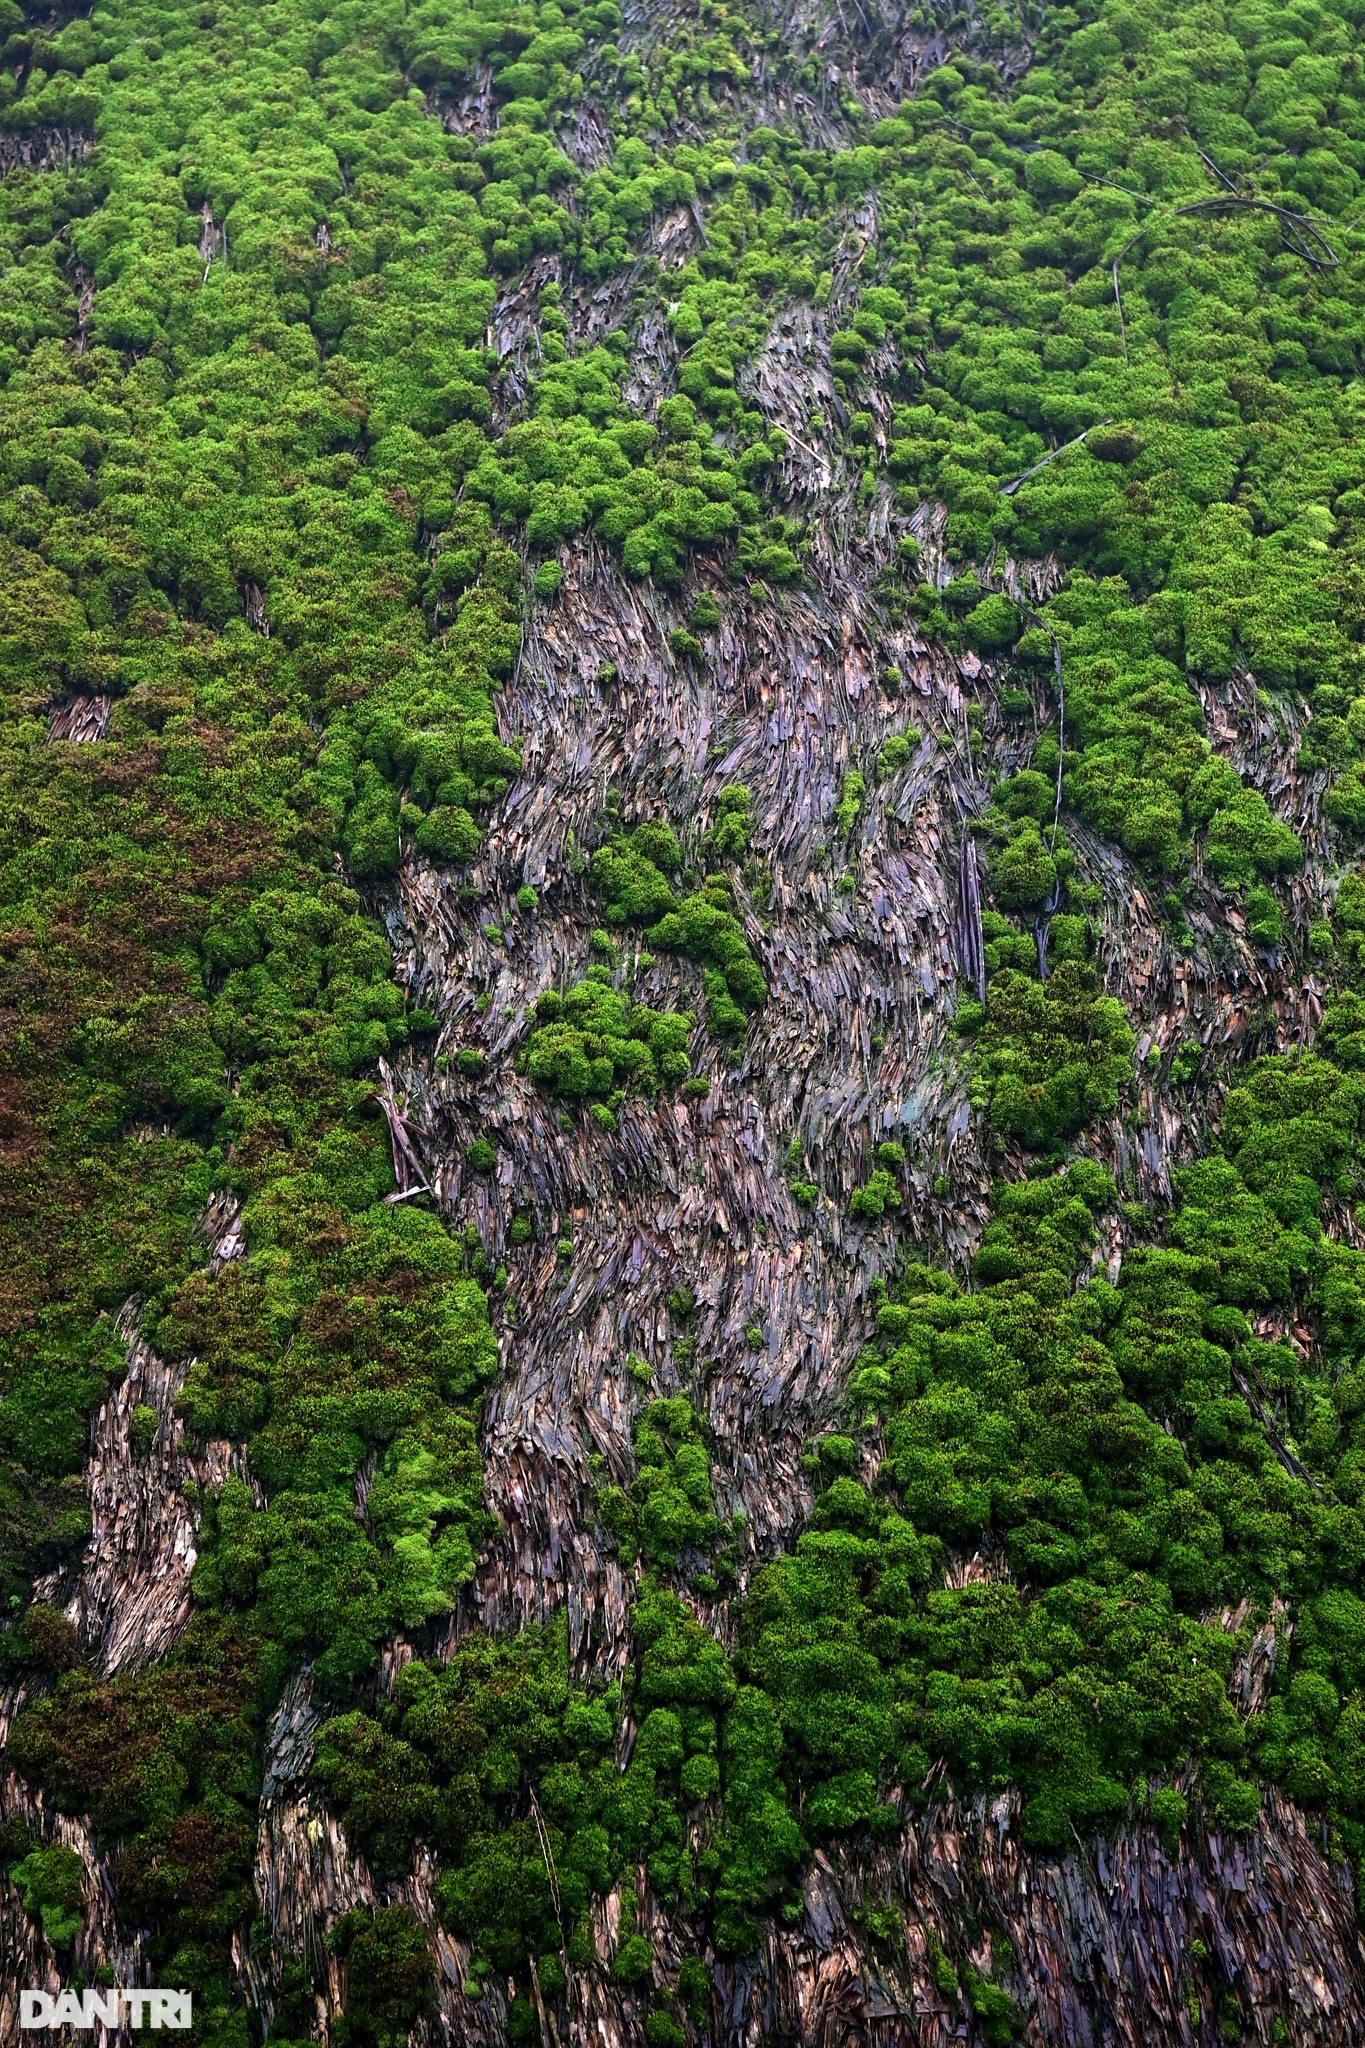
974,965,1134,1149
521,980,694,1101
850,1169,900,1219
330,1908,436,2048
8,1846,84,1949
877,732,916,776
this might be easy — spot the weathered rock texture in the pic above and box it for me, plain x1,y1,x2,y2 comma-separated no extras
316,72,1362,2017
10,1,1365,2038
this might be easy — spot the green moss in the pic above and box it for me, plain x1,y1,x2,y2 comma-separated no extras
972,965,1135,1150
522,978,694,1102
597,1398,722,1571
329,1907,435,2048
877,732,917,776
308,1597,800,1973
703,783,754,864
834,770,866,836
8,1844,85,1949
850,1168,901,1220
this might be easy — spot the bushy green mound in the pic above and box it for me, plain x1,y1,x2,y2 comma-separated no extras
179,1199,498,1675
596,1397,723,1571
6,1616,261,1976
310,1596,802,2014
5,1843,85,1950
966,962,1136,1150
770,1124,1365,1854
592,823,767,1034
522,973,694,1106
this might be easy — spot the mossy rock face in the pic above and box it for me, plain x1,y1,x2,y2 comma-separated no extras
6,0,1365,2022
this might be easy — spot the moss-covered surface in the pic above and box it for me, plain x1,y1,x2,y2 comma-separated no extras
8,0,1365,2036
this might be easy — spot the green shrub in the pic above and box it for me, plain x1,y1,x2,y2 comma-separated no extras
973,965,1134,1149
704,785,754,864
989,824,1058,912
877,733,916,776
1148,1786,1188,1853
598,1399,720,1570
965,595,1020,653
521,980,694,1101
834,771,866,835
1245,886,1284,949
850,1169,900,1220
330,1907,435,2048
8,1845,84,1948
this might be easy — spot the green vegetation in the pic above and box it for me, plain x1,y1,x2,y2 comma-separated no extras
967,962,1135,1150
310,1594,802,2009
834,770,866,836
768,1120,1365,1853
961,769,1135,1150
875,0,1365,882
595,1397,723,1572
329,1907,436,2048
703,782,754,865
877,731,918,777
168,1203,498,1663
6,1841,85,1950
850,1142,909,1220
591,821,767,1036
521,973,695,1110
8,1617,262,2011
8,0,1365,2030
0,0,516,2021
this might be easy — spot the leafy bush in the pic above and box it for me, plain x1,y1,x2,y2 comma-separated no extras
704,784,754,864
8,1845,84,1948
971,965,1135,1149
522,977,694,1101
774,1161,1313,1848
597,1398,721,1570
330,1907,436,2048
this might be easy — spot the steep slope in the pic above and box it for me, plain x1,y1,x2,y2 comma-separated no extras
6,0,1365,2043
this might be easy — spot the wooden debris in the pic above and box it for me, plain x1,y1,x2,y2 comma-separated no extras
29,1301,256,1677
198,199,223,278
0,127,92,178
377,1057,434,1200
954,832,985,1007
46,693,110,743
201,1188,246,1269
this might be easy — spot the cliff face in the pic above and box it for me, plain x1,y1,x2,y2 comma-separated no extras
19,512,1365,2042
336,464,1365,2044
6,0,1365,2038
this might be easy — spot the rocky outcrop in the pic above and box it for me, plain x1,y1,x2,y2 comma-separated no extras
30,1294,254,1681
0,1768,145,2039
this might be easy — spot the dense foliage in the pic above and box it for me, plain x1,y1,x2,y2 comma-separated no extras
521,972,696,1114
310,1596,802,2027
818,1143,1364,1847
7,0,1365,2036
591,819,768,1036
